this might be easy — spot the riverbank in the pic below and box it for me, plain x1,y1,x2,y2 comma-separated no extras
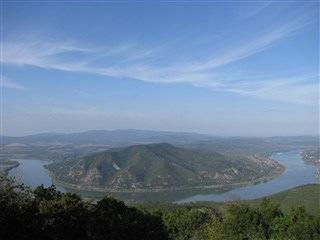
133,184,320,216
48,162,285,194
0,160,20,176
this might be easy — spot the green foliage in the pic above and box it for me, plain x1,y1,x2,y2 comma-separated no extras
162,207,217,240
89,197,167,240
271,207,320,240
202,201,320,240
203,203,268,240
0,176,168,240
1,176,319,240
0,177,42,240
245,184,320,215
36,188,89,240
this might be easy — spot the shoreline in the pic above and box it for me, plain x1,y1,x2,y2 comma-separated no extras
0,160,20,176
49,164,285,194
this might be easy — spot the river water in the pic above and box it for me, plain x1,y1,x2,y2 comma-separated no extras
7,150,319,202
178,150,319,202
8,159,65,192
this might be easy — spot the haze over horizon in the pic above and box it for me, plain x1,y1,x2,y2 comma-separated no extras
2,128,319,138
1,1,319,136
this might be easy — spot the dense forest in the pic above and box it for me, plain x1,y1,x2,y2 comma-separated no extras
1,176,319,240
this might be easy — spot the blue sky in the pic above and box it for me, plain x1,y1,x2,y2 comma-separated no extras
1,1,319,136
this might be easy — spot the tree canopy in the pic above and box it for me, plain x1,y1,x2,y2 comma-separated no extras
1,176,319,240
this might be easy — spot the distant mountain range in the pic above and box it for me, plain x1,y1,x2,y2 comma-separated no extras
46,143,284,191
2,129,318,150
2,129,219,146
2,130,318,162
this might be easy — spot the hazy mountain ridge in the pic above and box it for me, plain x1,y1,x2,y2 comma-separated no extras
46,143,284,191
2,130,318,163
2,129,220,145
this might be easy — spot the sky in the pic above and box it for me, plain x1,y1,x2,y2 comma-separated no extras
1,1,319,136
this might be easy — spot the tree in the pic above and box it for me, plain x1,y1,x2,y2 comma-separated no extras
0,177,168,240
37,191,89,240
0,176,42,240
162,207,216,240
89,196,168,240
203,203,268,240
271,206,320,240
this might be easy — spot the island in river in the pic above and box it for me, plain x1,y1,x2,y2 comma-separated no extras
45,143,284,194
6,149,319,202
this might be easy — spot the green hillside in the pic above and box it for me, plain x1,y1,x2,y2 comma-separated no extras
46,143,283,191
245,184,320,215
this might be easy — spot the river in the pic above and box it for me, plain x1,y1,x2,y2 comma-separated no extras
178,150,319,202
8,159,65,192
7,150,319,202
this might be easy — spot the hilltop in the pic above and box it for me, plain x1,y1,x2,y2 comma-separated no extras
46,143,284,191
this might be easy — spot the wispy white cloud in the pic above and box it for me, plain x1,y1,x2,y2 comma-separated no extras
183,16,311,73
1,77,26,90
1,13,316,104
219,75,319,105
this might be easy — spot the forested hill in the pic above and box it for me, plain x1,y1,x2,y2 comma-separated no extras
1,177,319,240
46,143,283,191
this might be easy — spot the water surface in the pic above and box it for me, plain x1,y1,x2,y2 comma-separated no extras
8,159,64,192
178,150,319,202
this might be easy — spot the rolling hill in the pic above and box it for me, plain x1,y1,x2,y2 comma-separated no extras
46,143,284,191
245,184,320,215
